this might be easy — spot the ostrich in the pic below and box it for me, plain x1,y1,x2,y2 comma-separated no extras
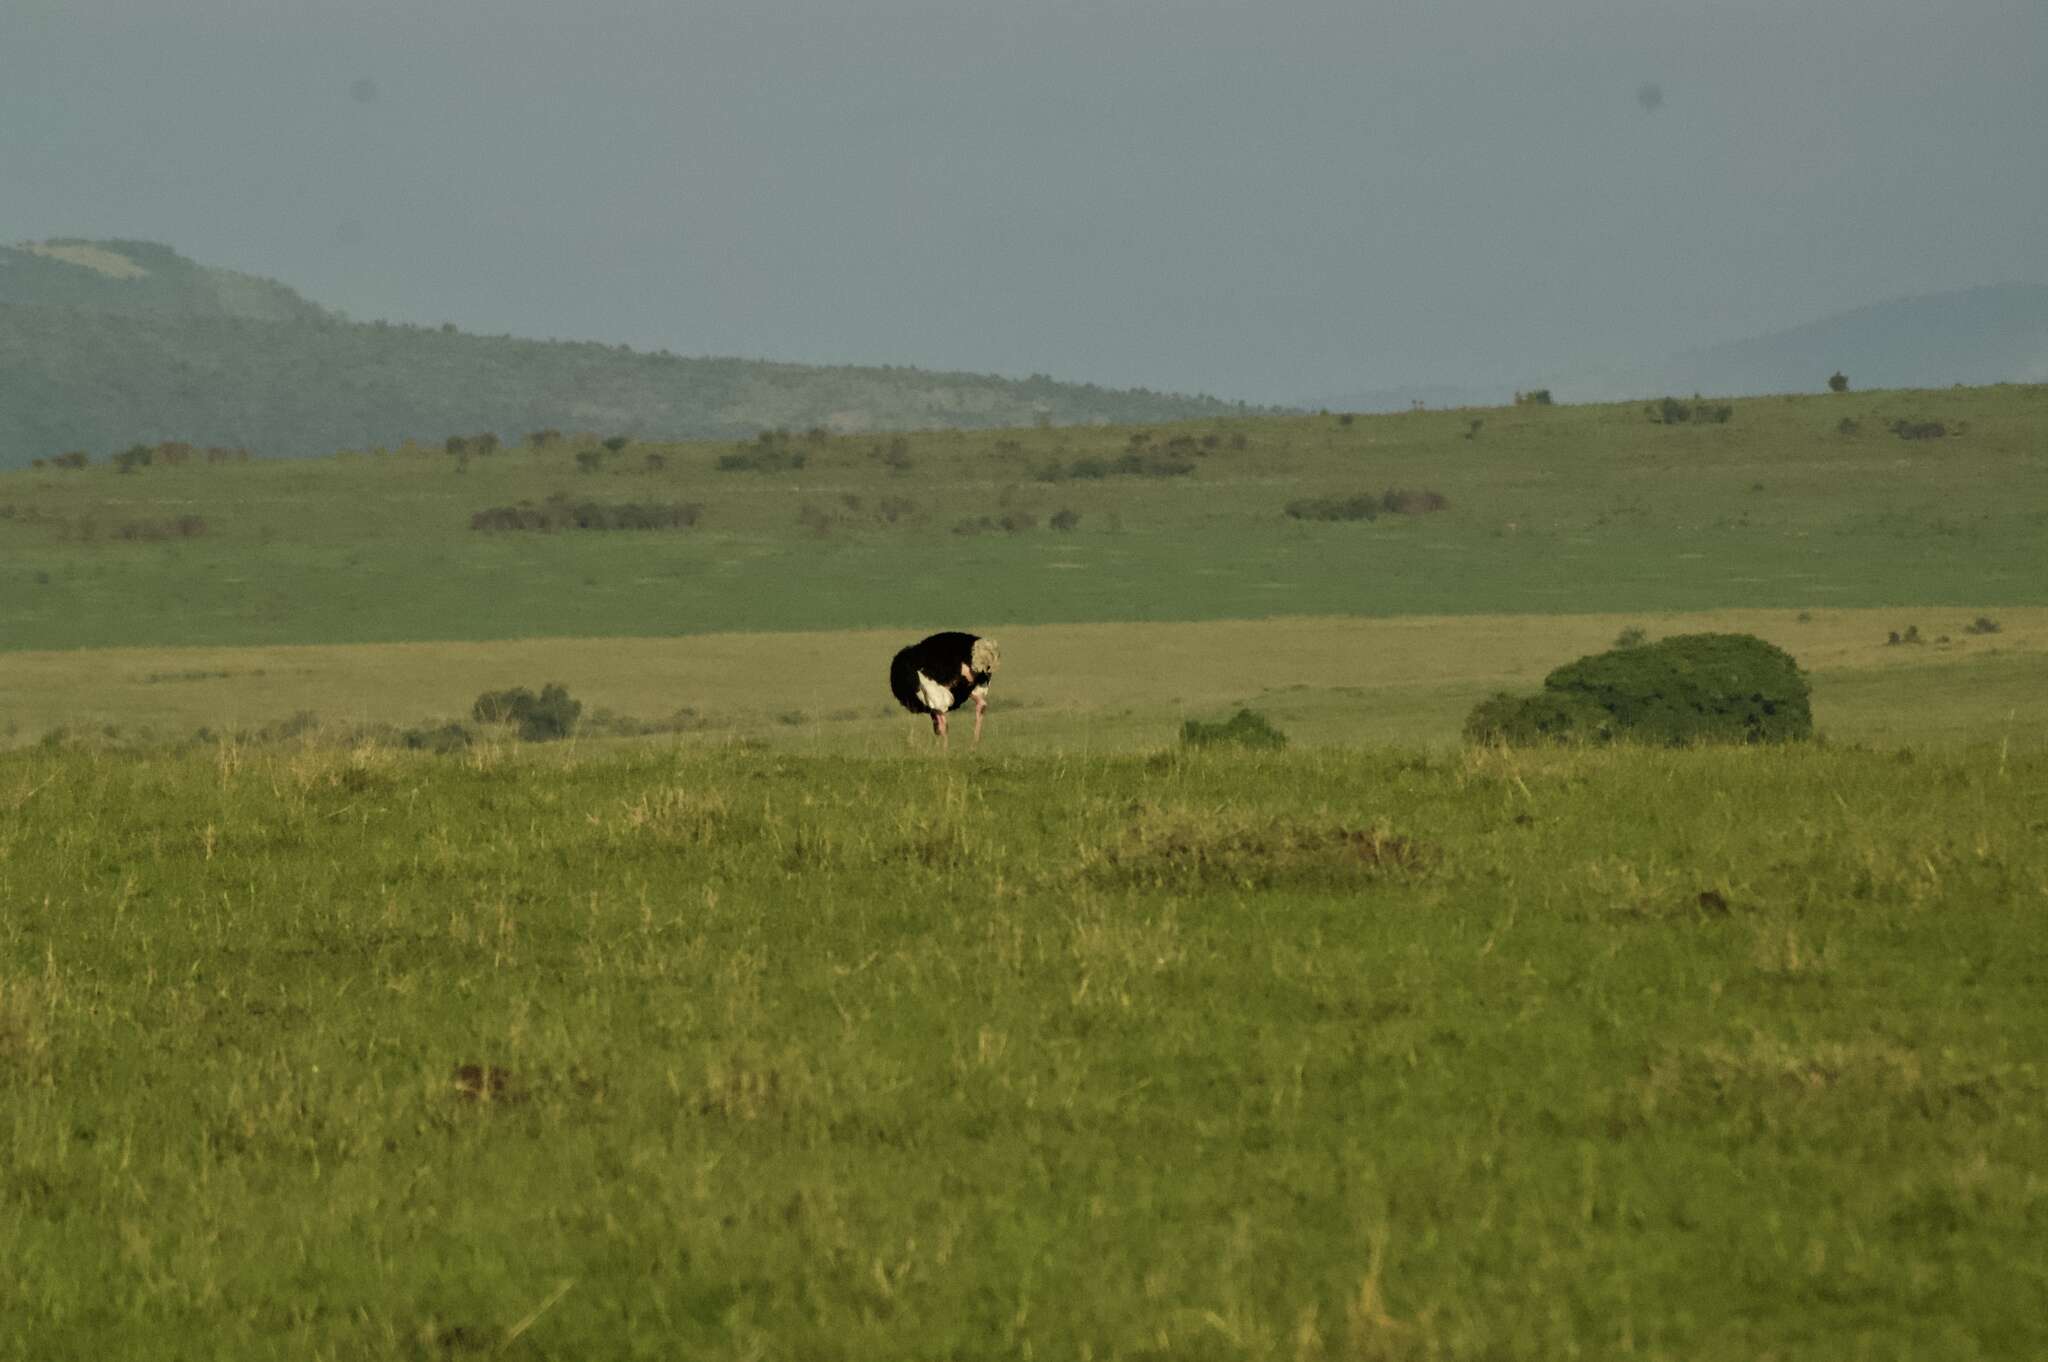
889,632,999,746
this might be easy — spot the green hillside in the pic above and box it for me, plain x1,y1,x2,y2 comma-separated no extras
0,237,332,323
0,239,1245,466
1,382,2042,654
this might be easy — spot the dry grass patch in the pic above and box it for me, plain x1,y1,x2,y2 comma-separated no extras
1090,806,1437,889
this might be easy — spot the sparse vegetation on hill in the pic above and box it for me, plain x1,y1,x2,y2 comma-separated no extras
468,497,704,533
1649,395,1734,425
0,240,1247,468
0,238,332,323
0,382,2042,653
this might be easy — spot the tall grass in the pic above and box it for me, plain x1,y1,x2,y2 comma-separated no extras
2,741,2042,1358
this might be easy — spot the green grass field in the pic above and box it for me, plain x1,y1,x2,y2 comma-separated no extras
5,607,2046,754
3,386,2044,1357
3,742,2044,1358
3,384,2044,651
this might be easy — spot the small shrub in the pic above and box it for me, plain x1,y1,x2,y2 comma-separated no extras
470,497,703,532
1181,708,1288,751
1837,417,1862,436
952,516,999,536
1890,419,1946,441
1463,690,1612,746
1285,496,1378,522
875,438,913,473
876,495,918,524
1963,616,2001,635
526,428,564,449
1466,633,1812,746
112,444,154,473
1336,413,1355,427
998,510,1038,533
1650,396,1733,425
1380,489,1449,515
1885,624,1923,647
472,683,582,741
400,722,474,754
1036,451,1194,482
796,504,834,537
1514,389,1554,406
111,515,209,542
574,449,604,472
717,446,807,473
1828,371,1850,393
602,436,630,453
1614,625,1647,649
1464,418,1484,440
1050,508,1082,532
51,451,91,469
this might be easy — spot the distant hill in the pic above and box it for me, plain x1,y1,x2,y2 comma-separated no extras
1579,284,2048,401
0,238,334,324
1300,284,2048,412
0,239,1245,466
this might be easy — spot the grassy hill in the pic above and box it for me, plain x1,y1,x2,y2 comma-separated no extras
0,239,1245,467
2,381,2042,652
0,237,333,323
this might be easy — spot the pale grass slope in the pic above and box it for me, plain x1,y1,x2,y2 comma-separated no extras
5,607,2043,752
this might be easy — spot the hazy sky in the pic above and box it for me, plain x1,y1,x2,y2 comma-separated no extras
4,0,2043,401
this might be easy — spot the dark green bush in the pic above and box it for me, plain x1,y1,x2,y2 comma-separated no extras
1650,396,1733,425
472,683,583,741
469,497,703,532
1890,419,1946,441
1181,708,1289,751
1465,633,1811,746
400,722,474,754
717,445,807,473
1462,690,1613,746
1285,496,1379,522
